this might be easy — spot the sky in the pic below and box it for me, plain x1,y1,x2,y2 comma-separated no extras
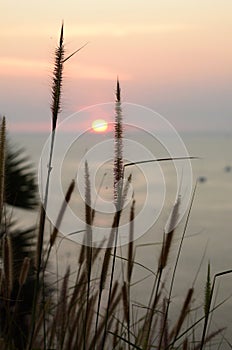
1,0,232,133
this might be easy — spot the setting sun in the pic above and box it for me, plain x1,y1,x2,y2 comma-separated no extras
92,119,108,133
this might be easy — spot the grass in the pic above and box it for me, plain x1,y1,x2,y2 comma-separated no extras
0,24,231,349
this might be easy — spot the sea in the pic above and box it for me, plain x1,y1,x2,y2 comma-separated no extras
9,129,232,348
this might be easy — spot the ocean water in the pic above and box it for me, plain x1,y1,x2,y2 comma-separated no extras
9,130,232,347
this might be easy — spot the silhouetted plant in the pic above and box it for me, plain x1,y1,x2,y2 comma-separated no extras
5,142,38,210
0,24,230,350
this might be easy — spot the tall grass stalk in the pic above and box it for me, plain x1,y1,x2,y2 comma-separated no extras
18,256,31,287
101,78,124,350
169,287,194,340
159,182,197,349
83,160,93,350
114,77,123,205
136,198,180,349
37,22,65,273
199,269,232,350
94,211,120,348
125,197,135,350
3,235,13,299
28,23,84,350
28,24,65,350
0,116,6,225
204,262,211,317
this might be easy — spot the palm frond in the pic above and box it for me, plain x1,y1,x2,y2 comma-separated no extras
5,143,38,209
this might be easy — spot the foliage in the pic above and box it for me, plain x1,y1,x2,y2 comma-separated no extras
5,142,38,209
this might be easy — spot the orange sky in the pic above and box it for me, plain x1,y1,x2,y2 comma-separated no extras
1,1,232,132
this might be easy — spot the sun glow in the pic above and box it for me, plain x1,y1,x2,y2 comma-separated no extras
92,119,108,133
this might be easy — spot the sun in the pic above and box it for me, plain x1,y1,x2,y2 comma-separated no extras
92,119,108,133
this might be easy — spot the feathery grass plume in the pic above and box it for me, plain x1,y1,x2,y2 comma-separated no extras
18,257,31,287
204,262,211,317
114,77,124,206
125,197,135,350
29,24,66,350
33,26,87,347
170,287,194,340
138,198,180,350
200,269,232,350
122,174,132,206
51,22,64,132
49,179,75,248
37,22,86,272
37,23,65,262
159,183,198,349
101,79,126,349
3,235,13,298
84,160,92,350
159,195,180,269
37,174,75,326
37,22,84,272
0,116,6,224
35,205,46,272
41,21,65,216
84,160,92,263
144,197,180,335
127,198,135,283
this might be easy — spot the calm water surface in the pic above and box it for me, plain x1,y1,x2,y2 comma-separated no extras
10,130,232,347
